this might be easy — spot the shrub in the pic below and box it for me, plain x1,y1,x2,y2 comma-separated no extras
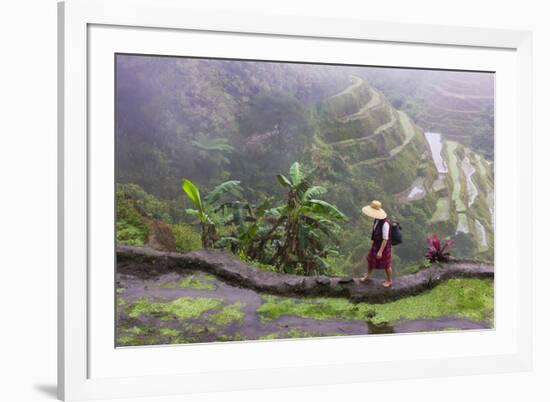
117,183,172,223
116,190,149,246
171,224,202,252
425,234,454,263
237,250,278,273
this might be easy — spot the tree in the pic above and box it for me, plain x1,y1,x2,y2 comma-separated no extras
191,134,234,177
271,162,347,275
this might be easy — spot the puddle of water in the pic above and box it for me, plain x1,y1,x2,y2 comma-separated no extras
407,186,424,200
403,177,426,201
425,132,448,174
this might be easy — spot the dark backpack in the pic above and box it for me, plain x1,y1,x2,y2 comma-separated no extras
390,221,402,246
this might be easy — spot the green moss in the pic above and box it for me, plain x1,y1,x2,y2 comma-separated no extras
116,335,137,346
257,278,493,325
159,327,179,337
126,326,145,335
258,296,352,322
160,273,217,291
116,287,126,294
117,298,126,307
179,322,218,338
207,302,245,326
127,296,223,321
116,324,158,346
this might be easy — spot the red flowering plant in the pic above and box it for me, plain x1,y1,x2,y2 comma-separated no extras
425,234,455,263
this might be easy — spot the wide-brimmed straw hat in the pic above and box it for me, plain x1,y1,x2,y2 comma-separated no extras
361,200,387,219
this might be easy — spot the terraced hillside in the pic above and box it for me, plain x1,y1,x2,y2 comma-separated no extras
427,136,494,255
319,76,434,195
413,76,493,145
314,76,494,262
362,69,494,159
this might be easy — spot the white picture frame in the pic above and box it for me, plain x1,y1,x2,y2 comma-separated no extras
58,0,533,400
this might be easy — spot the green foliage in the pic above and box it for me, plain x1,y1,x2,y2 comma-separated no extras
117,183,172,222
269,162,347,275
451,232,476,259
257,278,494,325
181,178,243,248
323,254,348,277
324,76,372,117
171,223,202,252
116,189,149,246
237,250,278,272
182,179,206,222
192,134,234,167
115,60,494,272
182,162,348,275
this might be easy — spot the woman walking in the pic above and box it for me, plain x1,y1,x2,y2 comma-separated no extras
360,200,393,288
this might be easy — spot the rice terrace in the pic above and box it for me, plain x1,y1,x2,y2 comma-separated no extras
115,56,495,346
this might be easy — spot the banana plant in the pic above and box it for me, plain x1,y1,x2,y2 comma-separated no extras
214,198,276,257
273,162,347,275
181,178,242,248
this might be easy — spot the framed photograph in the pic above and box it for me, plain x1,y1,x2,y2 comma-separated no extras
58,0,533,400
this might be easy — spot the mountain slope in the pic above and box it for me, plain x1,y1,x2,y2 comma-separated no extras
308,75,494,266
115,57,495,273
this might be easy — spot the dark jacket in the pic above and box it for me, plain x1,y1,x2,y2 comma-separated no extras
371,218,389,242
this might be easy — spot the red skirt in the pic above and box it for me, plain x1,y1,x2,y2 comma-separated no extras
367,240,392,270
